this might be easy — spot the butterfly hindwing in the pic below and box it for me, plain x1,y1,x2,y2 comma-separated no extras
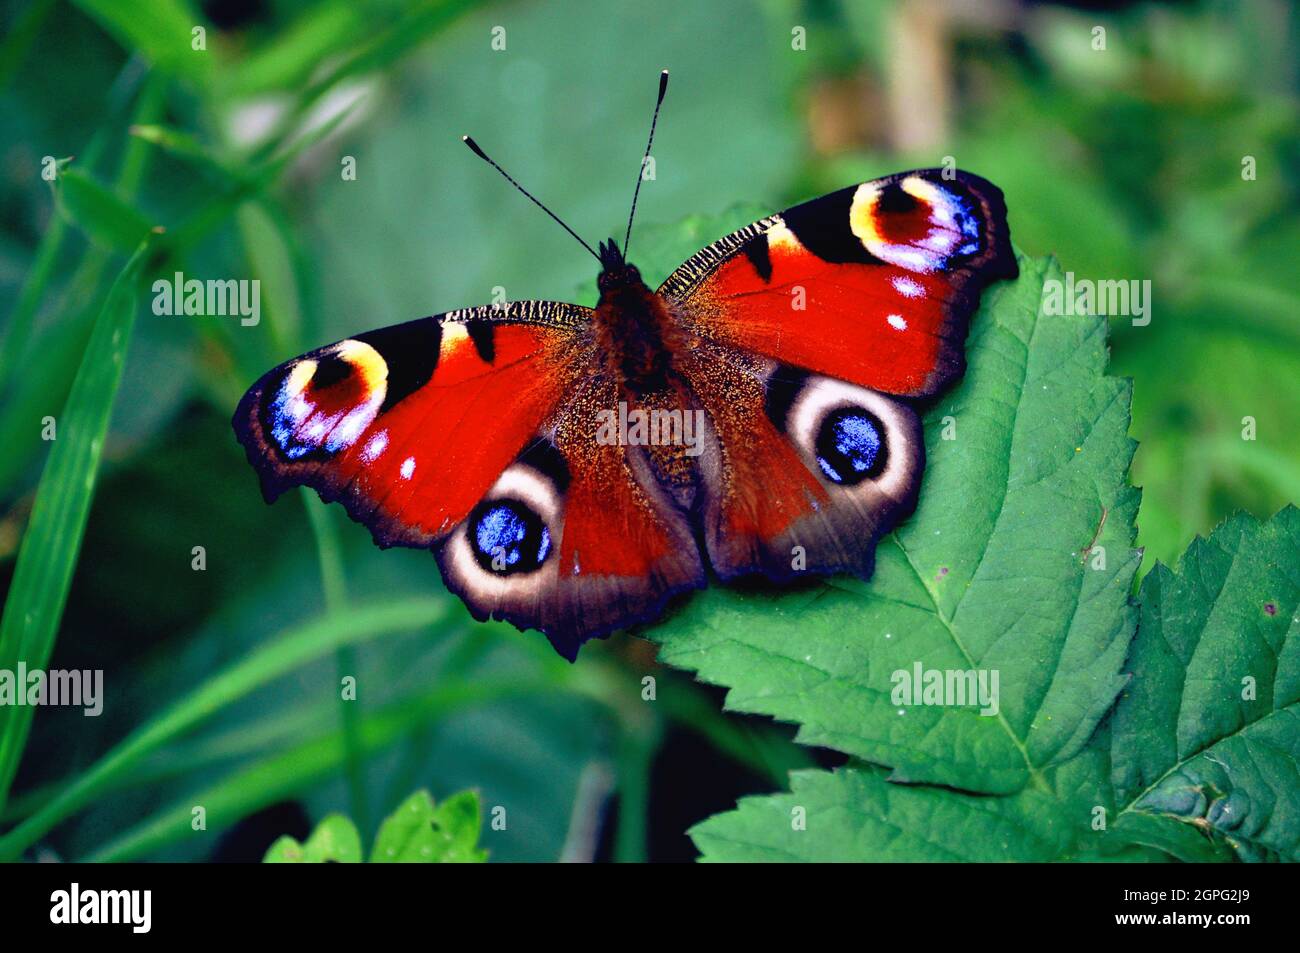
661,168,1015,580
437,371,705,659
677,341,923,581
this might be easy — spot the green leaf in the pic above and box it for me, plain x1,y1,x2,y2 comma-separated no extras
1112,507,1300,862
70,0,212,84
127,124,238,178
692,763,1082,863
370,789,488,863
265,814,363,863
0,239,154,813
691,753,1187,863
689,509,1300,862
651,239,1140,795
263,789,487,863
57,169,155,253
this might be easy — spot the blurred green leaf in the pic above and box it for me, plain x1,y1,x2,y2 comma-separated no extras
370,788,488,863
275,0,478,141
0,0,58,89
222,0,366,98
128,123,238,178
265,813,362,863
57,168,155,253
71,0,212,84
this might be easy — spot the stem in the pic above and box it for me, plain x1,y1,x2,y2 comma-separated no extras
301,493,370,842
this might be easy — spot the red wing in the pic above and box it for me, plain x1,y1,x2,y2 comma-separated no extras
233,303,589,547
660,169,1017,398
233,301,703,660
660,169,1016,579
435,372,704,660
679,343,925,582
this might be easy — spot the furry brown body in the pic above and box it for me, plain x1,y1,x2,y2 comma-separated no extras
593,259,702,505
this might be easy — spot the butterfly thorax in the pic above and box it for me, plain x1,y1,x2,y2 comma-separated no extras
594,258,684,397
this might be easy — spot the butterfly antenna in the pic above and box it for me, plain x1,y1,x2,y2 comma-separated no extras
461,135,601,263
622,69,669,260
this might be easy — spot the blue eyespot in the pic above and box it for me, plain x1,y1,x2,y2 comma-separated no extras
950,192,982,257
470,500,551,575
815,408,885,485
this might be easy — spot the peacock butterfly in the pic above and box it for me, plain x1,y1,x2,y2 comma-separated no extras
233,71,1017,660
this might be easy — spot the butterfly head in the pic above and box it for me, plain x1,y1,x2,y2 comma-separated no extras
596,238,643,294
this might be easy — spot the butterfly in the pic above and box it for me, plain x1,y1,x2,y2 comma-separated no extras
233,72,1017,660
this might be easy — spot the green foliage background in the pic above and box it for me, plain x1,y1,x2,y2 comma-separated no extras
0,0,1296,861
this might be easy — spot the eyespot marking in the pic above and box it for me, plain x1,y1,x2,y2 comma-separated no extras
264,339,387,461
849,177,984,272
470,499,552,575
815,408,885,485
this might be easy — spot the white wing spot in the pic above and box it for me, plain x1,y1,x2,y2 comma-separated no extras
400,456,416,479
892,276,924,298
887,313,908,331
362,431,388,463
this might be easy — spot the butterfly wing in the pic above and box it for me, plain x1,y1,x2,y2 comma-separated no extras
660,169,1016,579
434,368,705,660
233,301,703,659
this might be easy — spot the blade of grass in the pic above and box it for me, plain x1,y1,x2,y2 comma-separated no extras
221,0,365,98
57,168,155,252
302,494,370,842
0,597,452,860
1,626,468,826
0,237,157,814
82,676,550,862
1204,434,1300,501
247,0,478,162
379,626,493,810
0,695,333,824
70,0,213,84
613,723,659,864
